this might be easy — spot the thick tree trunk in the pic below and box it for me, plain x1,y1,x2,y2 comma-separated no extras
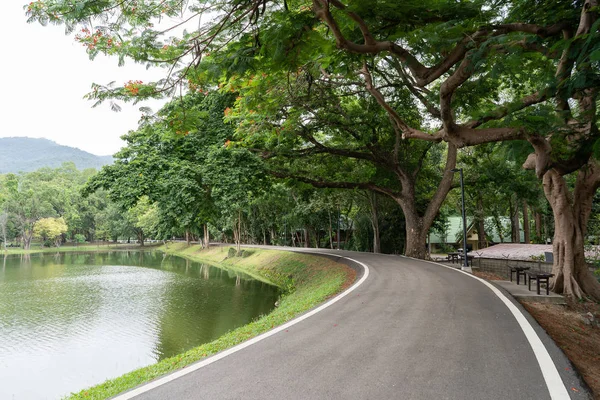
477,218,486,249
522,200,530,244
510,196,520,243
372,216,381,254
23,232,32,250
399,143,457,259
185,229,191,245
368,193,381,253
396,198,428,258
534,212,542,243
491,214,504,243
404,213,428,259
542,168,600,301
203,224,210,248
304,228,310,248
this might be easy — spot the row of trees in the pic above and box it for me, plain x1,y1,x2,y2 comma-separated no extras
84,92,408,252
27,0,600,300
0,164,157,249
0,157,409,253
86,91,556,255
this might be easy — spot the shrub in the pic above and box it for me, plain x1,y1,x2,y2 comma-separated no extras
227,247,236,258
74,234,86,243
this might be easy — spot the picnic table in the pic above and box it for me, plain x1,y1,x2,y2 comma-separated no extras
447,252,460,264
508,266,530,285
526,272,555,295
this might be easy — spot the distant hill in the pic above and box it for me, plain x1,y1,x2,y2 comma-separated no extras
0,137,113,173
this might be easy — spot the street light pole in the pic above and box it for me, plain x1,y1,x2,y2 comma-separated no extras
451,167,472,273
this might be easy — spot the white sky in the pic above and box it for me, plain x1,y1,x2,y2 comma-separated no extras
0,1,170,156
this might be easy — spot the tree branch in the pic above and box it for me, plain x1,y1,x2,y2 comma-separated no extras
423,143,457,230
359,62,441,142
270,169,402,199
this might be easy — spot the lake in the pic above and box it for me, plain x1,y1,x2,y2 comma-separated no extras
0,251,280,399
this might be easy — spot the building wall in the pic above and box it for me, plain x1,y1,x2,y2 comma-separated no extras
473,257,553,278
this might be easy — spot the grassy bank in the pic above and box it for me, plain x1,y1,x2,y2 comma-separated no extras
3,243,156,256
67,244,356,399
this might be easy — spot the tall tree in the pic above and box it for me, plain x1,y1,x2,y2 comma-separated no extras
3,175,55,249
33,217,68,247
222,71,455,258
27,0,600,298
85,92,233,242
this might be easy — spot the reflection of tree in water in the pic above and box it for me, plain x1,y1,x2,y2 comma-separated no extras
1,251,280,364
153,262,280,360
0,254,105,347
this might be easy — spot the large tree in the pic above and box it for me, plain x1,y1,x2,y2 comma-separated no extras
222,70,455,258
305,0,600,298
3,174,55,249
27,0,600,298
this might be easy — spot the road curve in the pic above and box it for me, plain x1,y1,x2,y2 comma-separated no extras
120,248,589,400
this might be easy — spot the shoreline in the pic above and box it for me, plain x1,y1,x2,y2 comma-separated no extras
65,243,356,399
2,243,161,256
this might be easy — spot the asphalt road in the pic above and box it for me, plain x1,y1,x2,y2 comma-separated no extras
120,248,590,400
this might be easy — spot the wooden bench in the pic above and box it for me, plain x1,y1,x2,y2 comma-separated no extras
447,252,460,264
526,272,555,295
508,266,530,285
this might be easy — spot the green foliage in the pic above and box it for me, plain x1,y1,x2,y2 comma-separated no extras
227,247,236,258
33,217,68,247
24,1,600,264
0,163,133,247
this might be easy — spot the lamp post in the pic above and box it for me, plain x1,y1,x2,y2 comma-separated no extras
451,167,472,273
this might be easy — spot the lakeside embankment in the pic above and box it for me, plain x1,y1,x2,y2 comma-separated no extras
67,243,356,399
2,243,161,256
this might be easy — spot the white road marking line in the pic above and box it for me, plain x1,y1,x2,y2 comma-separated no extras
405,256,571,400
113,252,369,400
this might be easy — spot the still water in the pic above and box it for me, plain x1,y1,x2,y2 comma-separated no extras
0,251,280,399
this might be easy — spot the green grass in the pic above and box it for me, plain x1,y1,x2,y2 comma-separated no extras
66,243,355,399
2,243,157,256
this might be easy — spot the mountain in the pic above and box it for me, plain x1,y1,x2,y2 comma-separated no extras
0,137,113,173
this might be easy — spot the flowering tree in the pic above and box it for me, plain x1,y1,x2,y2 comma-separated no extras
33,217,68,247
26,0,600,299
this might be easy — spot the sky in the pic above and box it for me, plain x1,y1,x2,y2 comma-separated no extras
1,1,168,156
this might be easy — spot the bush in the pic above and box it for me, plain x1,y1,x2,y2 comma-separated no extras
238,249,254,258
227,247,236,258
74,234,86,243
